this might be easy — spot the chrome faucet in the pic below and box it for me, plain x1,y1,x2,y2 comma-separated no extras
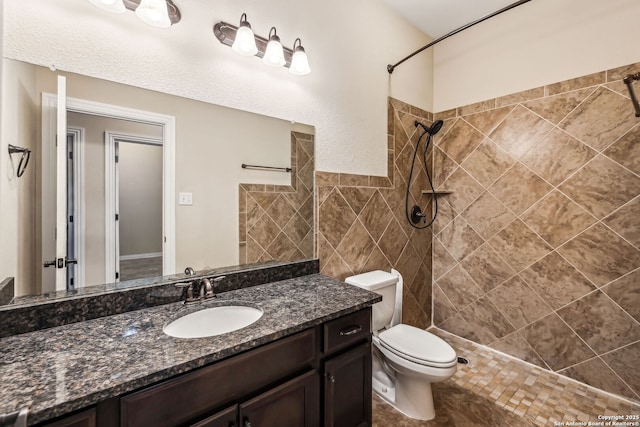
175,268,226,304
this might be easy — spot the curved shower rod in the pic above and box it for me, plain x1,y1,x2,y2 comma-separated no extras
387,0,532,74
623,72,640,117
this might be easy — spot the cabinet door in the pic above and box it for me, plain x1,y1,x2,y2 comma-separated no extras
191,405,238,427
324,343,372,427
239,370,319,427
42,408,96,427
121,329,315,427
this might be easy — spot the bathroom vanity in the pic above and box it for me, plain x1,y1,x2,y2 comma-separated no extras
0,269,380,427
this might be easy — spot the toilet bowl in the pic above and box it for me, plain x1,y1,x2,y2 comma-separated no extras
346,269,457,420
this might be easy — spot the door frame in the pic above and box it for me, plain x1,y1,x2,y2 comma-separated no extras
67,127,85,289
41,93,176,283
105,132,163,283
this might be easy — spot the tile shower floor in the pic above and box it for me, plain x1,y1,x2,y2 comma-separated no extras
373,328,640,426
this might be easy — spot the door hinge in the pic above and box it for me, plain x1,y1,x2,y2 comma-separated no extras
115,213,119,221
115,272,119,279
68,151,73,160
69,215,74,223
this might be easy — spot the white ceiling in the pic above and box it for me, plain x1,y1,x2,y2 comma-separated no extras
382,0,520,39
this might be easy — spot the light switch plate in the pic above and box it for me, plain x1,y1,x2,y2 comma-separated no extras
179,192,193,206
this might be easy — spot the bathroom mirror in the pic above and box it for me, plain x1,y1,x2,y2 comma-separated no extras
1,58,315,304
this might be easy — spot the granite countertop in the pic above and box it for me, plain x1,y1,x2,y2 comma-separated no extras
0,274,381,425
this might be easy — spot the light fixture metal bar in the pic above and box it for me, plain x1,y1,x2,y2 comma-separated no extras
122,0,181,24
213,22,294,68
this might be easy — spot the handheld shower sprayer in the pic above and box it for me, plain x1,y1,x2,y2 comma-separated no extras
414,120,444,136
405,120,444,229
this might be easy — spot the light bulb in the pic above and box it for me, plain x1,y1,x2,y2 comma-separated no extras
135,0,171,28
232,15,258,57
263,28,286,67
289,39,310,75
88,0,125,14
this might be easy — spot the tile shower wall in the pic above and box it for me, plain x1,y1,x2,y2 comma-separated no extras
432,62,640,403
239,132,315,264
315,99,435,328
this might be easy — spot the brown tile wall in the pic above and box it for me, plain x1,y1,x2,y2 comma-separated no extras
432,62,640,403
315,98,435,328
239,132,315,264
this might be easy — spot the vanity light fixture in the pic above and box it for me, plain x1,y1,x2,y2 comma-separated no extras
289,38,311,76
232,14,259,56
262,27,286,67
86,0,181,27
135,0,171,28
213,15,311,75
88,0,126,14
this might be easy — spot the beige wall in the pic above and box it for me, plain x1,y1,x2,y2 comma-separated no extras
118,141,163,257
433,0,640,111
0,60,38,296
0,1,5,284
67,112,162,286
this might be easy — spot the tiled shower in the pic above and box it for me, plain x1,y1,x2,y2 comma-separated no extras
316,61,640,405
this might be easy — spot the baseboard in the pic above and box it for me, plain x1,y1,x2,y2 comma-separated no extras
119,252,162,261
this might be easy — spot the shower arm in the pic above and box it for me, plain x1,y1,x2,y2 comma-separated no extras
387,0,532,74
623,72,640,118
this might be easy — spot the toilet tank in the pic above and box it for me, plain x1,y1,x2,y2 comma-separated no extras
345,270,398,331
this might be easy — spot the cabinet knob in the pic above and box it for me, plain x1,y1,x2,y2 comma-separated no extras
328,374,336,383
243,418,252,427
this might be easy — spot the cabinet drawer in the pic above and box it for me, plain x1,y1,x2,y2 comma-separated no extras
121,329,316,427
323,308,371,354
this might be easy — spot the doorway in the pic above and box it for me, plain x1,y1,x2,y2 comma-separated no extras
41,90,176,292
106,133,163,282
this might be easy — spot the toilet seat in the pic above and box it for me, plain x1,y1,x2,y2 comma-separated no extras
378,324,457,368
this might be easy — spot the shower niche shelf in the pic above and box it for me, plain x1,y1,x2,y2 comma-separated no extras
422,190,454,195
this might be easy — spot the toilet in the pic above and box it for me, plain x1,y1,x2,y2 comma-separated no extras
346,269,457,421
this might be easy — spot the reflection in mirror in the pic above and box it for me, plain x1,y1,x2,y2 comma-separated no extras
66,113,164,286
1,58,315,305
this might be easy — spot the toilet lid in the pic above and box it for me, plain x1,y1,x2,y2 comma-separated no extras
378,324,457,368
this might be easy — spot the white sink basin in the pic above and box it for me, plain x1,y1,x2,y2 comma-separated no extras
163,305,263,339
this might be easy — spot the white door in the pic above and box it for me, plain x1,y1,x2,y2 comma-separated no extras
41,76,69,292
55,76,69,290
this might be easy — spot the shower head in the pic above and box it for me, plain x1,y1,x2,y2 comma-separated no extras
415,120,444,136
430,120,444,135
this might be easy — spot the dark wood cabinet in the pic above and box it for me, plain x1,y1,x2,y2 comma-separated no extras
191,405,237,427
189,371,319,427
323,344,372,427
240,370,319,427
37,308,372,427
322,308,372,427
121,329,316,427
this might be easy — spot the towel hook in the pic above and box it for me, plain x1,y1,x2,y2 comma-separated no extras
7,144,31,178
